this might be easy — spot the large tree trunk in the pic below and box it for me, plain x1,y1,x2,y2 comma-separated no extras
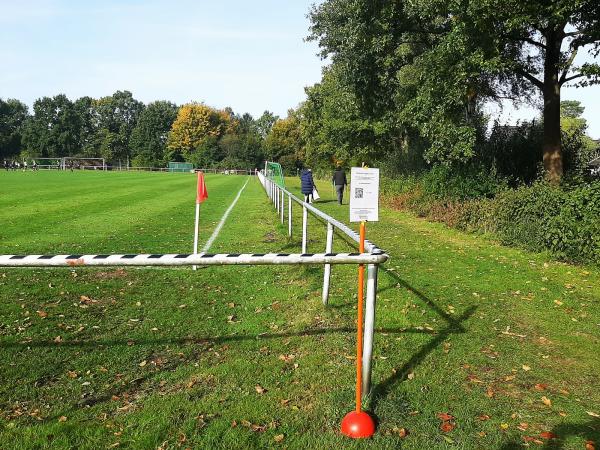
542,27,564,184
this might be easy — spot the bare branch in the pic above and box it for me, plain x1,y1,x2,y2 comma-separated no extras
559,48,578,84
515,69,544,89
561,73,587,84
503,34,546,49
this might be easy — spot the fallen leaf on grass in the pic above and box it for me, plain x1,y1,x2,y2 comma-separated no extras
540,431,557,440
585,440,596,450
407,372,415,380
58,416,67,422
274,434,285,442
437,413,454,421
139,360,147,367
392,427,408,438
534,383,548,391
522,365,531,371
54,336,63,343
517,423,529,431
477,414,491,421
523,436,544,445
37,311,48,318
67,370,78,379
440,422,455,433
486,387,495,398
255,385,267,394
541,396,552,406
587,411,600,418
500,423,509,430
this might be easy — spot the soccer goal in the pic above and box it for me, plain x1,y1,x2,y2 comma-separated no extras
61,157,106,170
265,161,285,187
168,162,194,173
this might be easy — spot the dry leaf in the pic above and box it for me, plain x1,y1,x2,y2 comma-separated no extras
534,383,548,391
586,411,600,418
541,396,552,406
67,370,78,379
255,385,267,394
392,427,408,438
139,360,147,367
437,413,454,421
500,423,509,430
517,422,529,431
58,416,67,422
440,422,455,433
54,336,63,343
478,414,491,421
585,440,595,450
37,311,48,318
407,372,415,380
540,431,557,440
486,387,495,398
522,365,531,371
274,434,285,442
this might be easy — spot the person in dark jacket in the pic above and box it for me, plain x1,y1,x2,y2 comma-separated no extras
300,168,315,203
332,166,348,205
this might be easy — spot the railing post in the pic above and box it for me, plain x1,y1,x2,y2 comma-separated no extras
302,205,308,253
280,190,285,224
322,222,334,305
361,263,378,397
275,185,279,211
288,194,292,237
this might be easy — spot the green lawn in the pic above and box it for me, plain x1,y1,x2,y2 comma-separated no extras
0,171,599,449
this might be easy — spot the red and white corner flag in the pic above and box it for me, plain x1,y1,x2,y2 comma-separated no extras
196,171,208,204
193,172,208,270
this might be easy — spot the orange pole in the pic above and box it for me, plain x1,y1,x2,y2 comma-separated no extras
356,221,366,413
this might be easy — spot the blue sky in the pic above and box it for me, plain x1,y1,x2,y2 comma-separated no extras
1,0,599,137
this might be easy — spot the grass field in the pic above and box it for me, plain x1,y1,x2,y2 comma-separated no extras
1,170,599,449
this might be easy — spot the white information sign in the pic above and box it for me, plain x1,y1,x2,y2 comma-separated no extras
349,167,379,222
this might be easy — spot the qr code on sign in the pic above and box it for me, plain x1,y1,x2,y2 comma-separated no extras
355,188,364,199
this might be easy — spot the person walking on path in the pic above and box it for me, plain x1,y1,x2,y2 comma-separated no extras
332,165,348,205
300,168,315,203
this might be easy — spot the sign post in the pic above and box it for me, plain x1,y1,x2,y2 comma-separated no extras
341,166,379,439
193,172,208,271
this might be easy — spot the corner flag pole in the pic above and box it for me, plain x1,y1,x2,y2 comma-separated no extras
193,172,208,271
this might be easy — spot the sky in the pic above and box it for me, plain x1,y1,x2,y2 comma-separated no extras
1,0,599,138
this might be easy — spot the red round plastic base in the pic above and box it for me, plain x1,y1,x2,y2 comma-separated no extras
341,411,376,439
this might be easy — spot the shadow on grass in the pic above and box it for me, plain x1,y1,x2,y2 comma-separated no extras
0,326,438,350
497,418,600,449
368,267,477,411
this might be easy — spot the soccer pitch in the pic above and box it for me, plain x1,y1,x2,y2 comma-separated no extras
3,171,600,449
0,171,376,449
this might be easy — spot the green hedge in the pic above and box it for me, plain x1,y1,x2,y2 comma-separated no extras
459,182,600,264
384,173,600,265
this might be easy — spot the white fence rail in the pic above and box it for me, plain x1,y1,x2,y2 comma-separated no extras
257,170,388,395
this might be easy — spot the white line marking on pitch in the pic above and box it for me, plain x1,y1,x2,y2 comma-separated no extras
202,177,250,253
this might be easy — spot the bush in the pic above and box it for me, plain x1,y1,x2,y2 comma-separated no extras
457,182,600,264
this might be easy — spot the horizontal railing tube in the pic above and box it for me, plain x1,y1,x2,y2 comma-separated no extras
0,253,388,267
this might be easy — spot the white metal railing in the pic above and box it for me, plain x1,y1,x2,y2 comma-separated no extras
257,170,388,394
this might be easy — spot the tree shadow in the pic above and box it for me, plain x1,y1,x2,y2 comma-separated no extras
0,326,437,350
367,267,476,411
497,418,600,449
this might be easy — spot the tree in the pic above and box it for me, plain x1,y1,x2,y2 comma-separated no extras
308,0,600,182
167,103,235,163
129,101,178,167
265,111,304,171
22,94,81,157
73,96,97,157
560,100,597,175
0,99,29,159
255,111,279,138
94,91,144,163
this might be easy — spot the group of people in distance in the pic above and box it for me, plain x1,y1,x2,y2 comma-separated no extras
3,160,38,171
300,165,348,205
